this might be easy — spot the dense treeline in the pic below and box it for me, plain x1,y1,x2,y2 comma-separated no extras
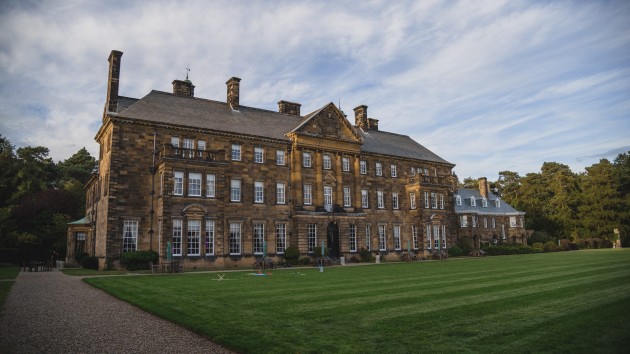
0,135,95,257
460,153,630,247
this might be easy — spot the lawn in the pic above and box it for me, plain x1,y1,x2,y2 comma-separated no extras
85,249,630,353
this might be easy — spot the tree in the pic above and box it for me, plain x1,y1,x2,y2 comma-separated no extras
495,170,521,204
577,159,620,239
612,152,630,246
459,177,478,189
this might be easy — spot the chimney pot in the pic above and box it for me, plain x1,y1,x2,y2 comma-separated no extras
105,50,123,115
353,105,368,130
226,77,241,110
278,100,301,116
367,118,379,131
172,79,195,98
479,177,489,198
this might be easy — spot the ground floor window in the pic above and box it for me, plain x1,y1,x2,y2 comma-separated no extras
172,219,182,256
393,225,401,250
426,225,432,249
187,220,201,256
365,224,371,251
123,220,138,252
75,232,86,256
378,225,386,251
442,225,447,249
308,224,317,253
253,223,265,255
349,224,357,252
433,224,440,249
229,222,242,255
205,220,214,256
276,223,287,254
412,225,418,250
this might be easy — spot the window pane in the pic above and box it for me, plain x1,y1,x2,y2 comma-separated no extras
188,172,201,196
229,222,241,255
254,181,264,203
253,223,265,254
206,174,216,197
174,171,184,195
276,224,287,254
276,182,286,204
276,150,285,165
123,220,138,252
187,220,201,256
205,220,215,256
231,179,241,202
231,144,241,161
172,219,182,256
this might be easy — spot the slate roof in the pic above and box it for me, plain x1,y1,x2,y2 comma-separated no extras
115,90,453,165
455,188,524,215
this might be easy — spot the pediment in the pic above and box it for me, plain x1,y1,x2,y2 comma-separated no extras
293,103,362,143
323,171,337,184
182,204,207,217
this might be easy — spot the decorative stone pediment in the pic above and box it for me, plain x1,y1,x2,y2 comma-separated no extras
293,103,362,143
323,171,337,185
182,204,207,218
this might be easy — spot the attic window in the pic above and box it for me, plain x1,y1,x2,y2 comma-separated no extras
495,199,501,208
470,197,476,207
482,198,488,207
456,195,462,206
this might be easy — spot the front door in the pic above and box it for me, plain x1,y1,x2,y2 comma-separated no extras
327,222,340,258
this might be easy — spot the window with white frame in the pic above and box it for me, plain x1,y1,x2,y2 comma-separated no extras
349,224,357,252
472,215,477,228
482,198,488,207
276,223,287,254
343,187,351,207
461,215,468,227
471,197,476,207
342,157,350,172
393,225,401,250
308,224,317,253
410,166,416,176
492,217,496,228
231,144,241,161
439,193,444,209
365,224,371,251
376,162,383,176
253,223,265,255
391,164,397,177
484,217,488,228
206,174,216,198
360,160,367,174
188,172,201,196
276,150,285,165
122,220,138,252
324,186,333,211
323,154,331,169
433,225,440,249
197,140,206,157
303,184,312,205
276,182,286,204
442,225,447,248
205,220,214,256
426,224,432,249
187,220,201,256
378,225,387,251
412,225,419,250
254,147,264,163
229,222,242,255
501,224,506,239
172,219,182,256
160,172,164,196
456,195,462,206
303,152,312,167
359,190,368,209
410,192,416,209
171,136,180,147
510,216,517,227
424,192,430,208
495,199,501,208
254,181,264,203
392,192,399,209
231,179,241,202
173,171,184,196
431,192,437,209
183,138,194,150
377,190,384,209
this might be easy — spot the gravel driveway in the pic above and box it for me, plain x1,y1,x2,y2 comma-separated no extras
0,270,234,353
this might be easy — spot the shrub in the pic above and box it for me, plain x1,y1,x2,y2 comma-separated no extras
543,241,560,253
447,245,463,257
484,245,542,256
532,242,544,250
528,231,551,245
559,239,571,251
75,251,89,264
313,245,329,258
81,256,99,270
359,247,373,262
298,257,311,265
601,238,613,248
283,246,300,265
456,237,474,255
120,250,158,271
349,255,360,263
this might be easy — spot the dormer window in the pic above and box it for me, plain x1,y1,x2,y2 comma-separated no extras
470,197,476,207
495,199,501,208
456,195,462,206
482,198,487,207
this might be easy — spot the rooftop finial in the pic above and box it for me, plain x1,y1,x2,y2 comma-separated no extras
185,65,190,81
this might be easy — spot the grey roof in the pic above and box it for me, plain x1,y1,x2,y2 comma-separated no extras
115,90,453,164
455,189,524,215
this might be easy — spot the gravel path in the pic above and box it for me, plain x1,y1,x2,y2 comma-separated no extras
0,270,234,354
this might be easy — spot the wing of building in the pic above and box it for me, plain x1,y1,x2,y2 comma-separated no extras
67,50,468,270
454,178,527,248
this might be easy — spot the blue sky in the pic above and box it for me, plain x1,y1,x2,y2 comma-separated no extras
0,0,628,180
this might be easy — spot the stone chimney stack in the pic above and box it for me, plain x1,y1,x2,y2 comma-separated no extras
368,118,379,131
479,177,489,198
278,100,301,116
105,50,123,114
172,79,195,98
354,105,368,130
226,77,241,110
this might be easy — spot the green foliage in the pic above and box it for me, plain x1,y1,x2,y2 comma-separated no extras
528,231,551,245
81,256,99,270
313,244,329,257
120,250,158,271
298,257,311,265
282,246,300,265
75,252,89,264
543,241,561,252
532,242,544,250
447,245,463,257
456,237,474,255
484,244,542,255
359,247,373,262
458,177,479,189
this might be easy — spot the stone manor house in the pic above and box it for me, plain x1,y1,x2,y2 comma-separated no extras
66,50,526,270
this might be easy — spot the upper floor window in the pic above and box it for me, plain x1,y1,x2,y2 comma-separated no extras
206,174,216,198
197,140,206,154
276,182,286,204
492,217,496,228
231,179,241,202
343,187,351,207
439,193,445,209
254,181,264,203
276,150,285,165
254,147,264,163
377,190,385,209
484,217,488,228
424,191,430,208
361,189,369,208
360,160,367,174
390,164,397,177
470,197,476,207
173,171,184,196
324,186,333,212
303,152,312,168
231,144,241,161
510,216,517,227
392,192,399,209
304,184,312,205
183,138,194,150
456,195,462,206
188,172,201,196
431,192,437,209
460,215,468,227
342,157,350,172
171,137,180,147
495,199,501,208
376,162,383,176
410,167,416,176
323,154,331,169
410,192,416,209
482,198,488,207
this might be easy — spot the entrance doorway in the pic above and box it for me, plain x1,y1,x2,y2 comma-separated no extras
327,222,340,258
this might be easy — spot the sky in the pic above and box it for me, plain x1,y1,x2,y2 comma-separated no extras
0,0,629,181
